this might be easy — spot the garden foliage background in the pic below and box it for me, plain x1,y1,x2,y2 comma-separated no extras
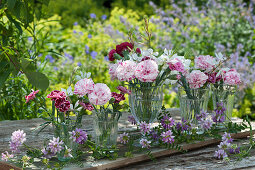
0,0,255,120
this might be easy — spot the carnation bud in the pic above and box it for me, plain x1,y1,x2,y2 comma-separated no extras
109,97,115,104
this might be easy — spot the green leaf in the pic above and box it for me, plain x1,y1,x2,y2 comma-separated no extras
25,72,49,90
5,13,23,34
0,66,11,88
7,0,17,11
21,58,35,72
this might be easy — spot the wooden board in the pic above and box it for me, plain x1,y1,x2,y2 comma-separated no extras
86,130,255,170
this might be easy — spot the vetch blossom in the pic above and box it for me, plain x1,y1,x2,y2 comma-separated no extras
202,119,212,130
74,78,95,97
70,128,88,144
195,55,216,72
42,147,55,159
196,110,208,121
218,141,231,150
9,129,26,153
48,137,64,154
186,70,208,89
214,149,228,159
161,130,175,144
88,83,112,105
139,121,151,134
140,138,151,149
119,132,129,144
135,60,159,82
161,115,175,129
222,132,233,143
116,60,136,81
63,146,73,158
25,89,39,103
1,151,14,161
128,115,136,125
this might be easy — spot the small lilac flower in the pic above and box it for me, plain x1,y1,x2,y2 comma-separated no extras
90,51,97,59
139,121,151,134
38,53,42,57
119,132,129,144
70,128,88,144
161,130,175,144
53,67,58,71
90,13,96,19
85,45,90,54
196,110,208,121
104,56,109,61
202,119,212,130
42,147,55,159
9,129,26,153
222,132,233,143
161,115,175,129
218,141,231,150
64,52,74,61
77,62,82,67
212,114,225,123
128,115,136,125
140,138,151,149
79,31,83,35
27,37,33,42
1,151,14,161
63,146,73,158
214,149,228,159
101,15,107,20
88,34,92,38
48,137,64,154
73,30,77,34
73,22,78,26
45,55,55,63
176,119,192,132
149,130,159,140
229,147,240,154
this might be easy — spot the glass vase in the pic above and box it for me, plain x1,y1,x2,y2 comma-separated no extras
178,87,209,124
211,85,236,122
128,85,163,124
93,111,120,147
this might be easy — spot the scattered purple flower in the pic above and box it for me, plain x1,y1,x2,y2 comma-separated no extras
70,128,88,144
139,121,151,134
161,115,175,129
48,137,64,154
1,151,14,161
119,132,129,144
140,138,151,149
128,115,136,125
161,130,175,144
214,149,228,159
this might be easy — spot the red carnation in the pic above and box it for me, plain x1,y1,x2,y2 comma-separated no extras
55,98,70,112
47,90,66,101
136,48,141,54
116,42,134,57
108,49,116,61
141,56,151,61
79,102,94,111
111,92,125,103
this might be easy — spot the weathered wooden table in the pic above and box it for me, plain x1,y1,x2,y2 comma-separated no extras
1,109,255,170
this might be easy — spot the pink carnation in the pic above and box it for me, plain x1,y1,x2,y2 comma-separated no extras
168,58,185,73
25,89,39,103
109,63,118,81
79,102,94,111
195,55,216,72
47,90,66,101
117,86,131,95
135,60,159,82
74,78,94,97
224,70,241,85
88,83,112,105
116,60,136,81
186,70,208,89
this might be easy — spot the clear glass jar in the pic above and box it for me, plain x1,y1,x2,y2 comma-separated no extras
93,111,120,147
178,87,209,124
128,85,163,124
211,85,236,122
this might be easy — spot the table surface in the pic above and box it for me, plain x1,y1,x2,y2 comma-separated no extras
0,108,255,170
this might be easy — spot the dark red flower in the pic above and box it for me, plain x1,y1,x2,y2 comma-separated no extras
206,72,222,84
55,98,70,112
141,56,151,61
111,92,125,103
47,90,66,101
116,42,134,57
79,102,94,111
136,48,141,54
117,86,131,95
108,49,116,61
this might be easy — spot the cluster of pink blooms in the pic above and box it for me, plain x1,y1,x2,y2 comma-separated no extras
47,90,70,112
25,89,39,103
168,58,185,73
223,69,241,86
88,83,111,105
135,60,159,82
111,92,125,103
73,78,94,97
116,60,136,81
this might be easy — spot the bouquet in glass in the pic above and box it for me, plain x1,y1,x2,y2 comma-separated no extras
205,53,242,122
73,73,129,147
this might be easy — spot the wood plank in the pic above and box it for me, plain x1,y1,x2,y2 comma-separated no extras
86,130,255,170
